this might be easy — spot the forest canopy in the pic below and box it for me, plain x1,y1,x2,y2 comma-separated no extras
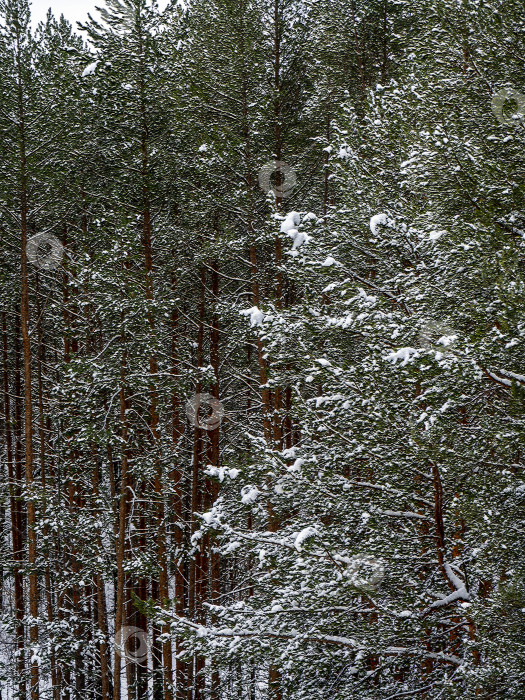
0,0,524,698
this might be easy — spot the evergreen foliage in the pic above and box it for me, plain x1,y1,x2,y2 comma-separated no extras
0,0,523,698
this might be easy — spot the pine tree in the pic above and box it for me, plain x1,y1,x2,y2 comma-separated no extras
0,0,524,698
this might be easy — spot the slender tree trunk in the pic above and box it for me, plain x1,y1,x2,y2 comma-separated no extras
208,257,221,700
170,296,188,700
3,312,26,698
189,266,207,700
34,285,60,700
91,451,112,700
113,339,130,700
18,69,39,700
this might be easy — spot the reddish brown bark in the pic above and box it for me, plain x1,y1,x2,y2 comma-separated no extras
3,312,26,697
113,340,130,700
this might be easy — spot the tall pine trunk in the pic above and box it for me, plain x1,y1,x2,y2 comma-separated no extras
17,38,39,700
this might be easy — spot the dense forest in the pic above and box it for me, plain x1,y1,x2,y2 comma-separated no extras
0,0,524,698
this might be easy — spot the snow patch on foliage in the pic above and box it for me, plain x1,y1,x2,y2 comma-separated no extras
287,458,304,473
316,358,331,367
81,61,99,77
205,466,240,482
241,306,265,327
280,211,301,233
201,508,222,527
290,230,310,250
241,487,260,505
294,527,318,551
369,213,390,235
386,347,418,366
280,211,310,253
